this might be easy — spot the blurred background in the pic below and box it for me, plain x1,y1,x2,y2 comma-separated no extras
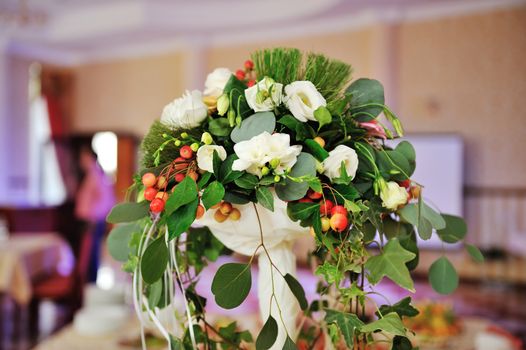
0,0,525,349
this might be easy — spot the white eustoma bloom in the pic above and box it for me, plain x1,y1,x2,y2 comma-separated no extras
203,68,232,97
322,145,359,181
196,145,227,173
232,132,302,178
380,181,408,210
161,90,208,129
244,77,283,112
284,81,326,122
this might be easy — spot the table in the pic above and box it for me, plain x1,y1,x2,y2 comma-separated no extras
0,232,73,305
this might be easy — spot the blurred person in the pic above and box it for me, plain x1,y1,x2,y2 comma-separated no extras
75,145,116,283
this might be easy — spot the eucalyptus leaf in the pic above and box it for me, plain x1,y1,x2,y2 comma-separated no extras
141,236,169,284
429,256,458,295
347,78,385,119
231,112,276,143
211,263,252,309
282,336,297,350
107,223,140,262
202,181,225,209
325,309,364,348
107,201,149,224
283,274,308,310
465,244,484,263
275,153,316,201
256,316,278,350
437,214,467,243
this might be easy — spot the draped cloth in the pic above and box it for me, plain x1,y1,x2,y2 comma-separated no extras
196,193,309,349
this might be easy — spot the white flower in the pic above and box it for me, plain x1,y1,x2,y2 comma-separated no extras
204,68,232,98
161,90,208,129
196,145,227,173
284,81,326,122
232,132,302,178
380,181,408,210
322,145,359,181
244,77,283,112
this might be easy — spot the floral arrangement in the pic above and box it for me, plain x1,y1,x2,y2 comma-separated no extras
106,48,483,350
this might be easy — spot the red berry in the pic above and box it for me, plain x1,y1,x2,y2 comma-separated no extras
235,69,246,80
244,60,254,70
142,172,156,187
180,145,193,159
320,199,334,216
331,205,347,217
247,80,256,87
144,187,158,201
175,173,185,182
298,198,313,203
330,213,348,232
399,179,411,189
174,157,188,170
307,189,322,200
150,198,165,213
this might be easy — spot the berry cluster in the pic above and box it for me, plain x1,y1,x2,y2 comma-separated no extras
298,189,350,235
212,201,241,223
235,60,256,87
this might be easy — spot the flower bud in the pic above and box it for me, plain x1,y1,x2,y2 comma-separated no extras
174,139,181,146
201,132,213,145
261,166,270,176
181,132,188,139
228,109,236,127
274,175,281,183
190,143,199,152
269,158,281,169
217,94,229,116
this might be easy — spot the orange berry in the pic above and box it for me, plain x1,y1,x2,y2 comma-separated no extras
187,171,199,182
214,209,228,223
219,202,233,215
156,175,167,188
313,136,325,148
195,205,205,219
142,172,156,187
229,208,241,221
321,217,331,232
211,202,222,209
307,189,323,200
155,191,168,202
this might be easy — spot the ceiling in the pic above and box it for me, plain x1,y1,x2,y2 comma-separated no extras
0,0,523,65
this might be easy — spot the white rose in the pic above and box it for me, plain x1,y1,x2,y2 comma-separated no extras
244,77,283,112
161,90,208,129
380,181,408,210
284,81,326,122
203,68,232,98
232,132,302,178
196,145,227,173
322,145,359,181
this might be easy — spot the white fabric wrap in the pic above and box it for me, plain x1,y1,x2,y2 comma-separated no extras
196,193,308,349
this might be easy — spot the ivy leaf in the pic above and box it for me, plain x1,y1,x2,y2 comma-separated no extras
465,244,484,263
376,297,419,319
141,236,168,284
282,336,297,350
107,201,149,224
107,223,140,261
219,154,243,184
428,256,458,295
235,173,259,189
256,186,274,212
283,274,308,310
201,181,225,209
325,309,364,348
315,261,344,285
165,176,198,215
313,106,332,130
231,112,276,143
167,198,198,240
256,316,278,350
437,214,467,243
392,335,415,350
211,263,252,309
360,313,406,337
365,238,416,292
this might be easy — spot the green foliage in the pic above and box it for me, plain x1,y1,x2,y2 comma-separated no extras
304,139,329,161
304,53,352,103
365,238,416,292
219,155,243,184
140,120,180,169
166,198,198,240
235,173,259,189
141,236,168,284
360,313,406,337
107,223,141,262
313,106,332,130
325,309,364,348
186,226,225,273
283,274,308,310
399,202,446,240
252,48,302,85
282,336,297,350
256,316,278,350
377,297,419,319
209,118,232,136
275,152,317,201
201,181,225,209
165,176,198,215
347,78,385,119
428,256,458,295
465,244,484,263
211,263,252,309
230,112,276,143
256,186,274,212
223,74,252,119
107,201,150,224
437,214,467,243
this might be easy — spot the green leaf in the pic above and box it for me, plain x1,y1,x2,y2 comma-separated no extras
465,244,484,263
275,153,317,201
211,263,252,309
165,176,198,215
365,238,416,292
377,297,419,319
347,78,385,119
428,256,458,295
325,309,364,348
197,171,212,190
107,201,149,224
283,274,308,310
361,313,406,336
147,278,163,309
235,173,259,189
223,74,252,118
377,150,412,180
437,214,467,243
287,202,320,222
399,202,446,233
277,114,300,131
315,261,344,285
212,150,221,177
282,336,297,350
256,316,278,350
256,186,274,212
223,191,251,204
209,118,232,136
392,335,415,350
396,141,416,163
304,139,329,161
313,106,332,129
230,112,276,143
141,236,169,284
219,154,243,183
167,198,198,240
201,181,225,210
107,223,140,261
